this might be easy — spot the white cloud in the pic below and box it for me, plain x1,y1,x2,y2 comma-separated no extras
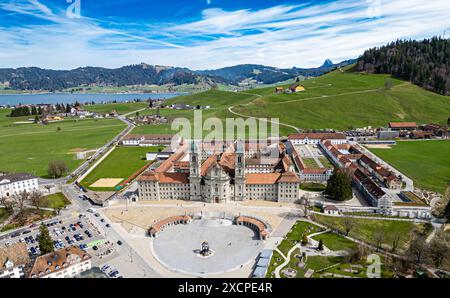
0,0,449,69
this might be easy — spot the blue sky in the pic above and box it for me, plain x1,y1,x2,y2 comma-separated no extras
1,0,450,69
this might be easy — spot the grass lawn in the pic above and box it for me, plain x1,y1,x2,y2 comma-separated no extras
311,232,357,251
300,182,326,192
313,214,429,252
319,157,333,168
277,221,324,256
369,140,450,194
83,102,149,115
0,208,12,223
302,158,320,168
0,114,126,177
40,192,71,209
80,146,163,190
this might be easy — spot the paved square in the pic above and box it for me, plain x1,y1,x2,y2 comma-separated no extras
151,218,263,275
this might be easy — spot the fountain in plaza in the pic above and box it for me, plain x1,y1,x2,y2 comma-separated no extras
200,241,213,257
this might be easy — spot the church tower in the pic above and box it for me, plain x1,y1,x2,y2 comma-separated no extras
189,140,202,201
234,139,246,201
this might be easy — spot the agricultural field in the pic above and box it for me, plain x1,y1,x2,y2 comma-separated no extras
0,110,126,177
312,214,431,252
80,146,163,190
369,140,450,194
83,102,149,115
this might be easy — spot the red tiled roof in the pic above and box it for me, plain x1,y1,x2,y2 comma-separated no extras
288,133,346,140
277,171,301,183
388,122,417,128
246,173,281,184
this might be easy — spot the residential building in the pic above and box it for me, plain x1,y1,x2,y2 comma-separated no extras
28,246,92,278
0,173,39,198
0,243,30,278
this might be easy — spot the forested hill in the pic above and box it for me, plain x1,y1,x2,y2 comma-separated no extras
357,37,450,95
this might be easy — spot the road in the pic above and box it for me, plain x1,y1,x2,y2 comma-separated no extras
63,183,161,277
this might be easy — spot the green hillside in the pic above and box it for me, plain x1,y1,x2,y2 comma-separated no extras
134,67,450,136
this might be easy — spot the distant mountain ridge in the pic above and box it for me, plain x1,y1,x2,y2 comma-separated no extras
0,59,356,91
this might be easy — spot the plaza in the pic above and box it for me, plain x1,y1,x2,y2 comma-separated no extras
151,216,264,275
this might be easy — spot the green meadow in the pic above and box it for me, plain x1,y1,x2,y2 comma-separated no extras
0,109,126,177
369,140,450,194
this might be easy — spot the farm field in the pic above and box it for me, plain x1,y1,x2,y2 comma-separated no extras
83,102,149,115
80,146,163,190
369,140,450,194
312,214,430,252
0,110,126,177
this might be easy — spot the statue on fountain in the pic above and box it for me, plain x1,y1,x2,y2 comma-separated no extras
200,241,212,256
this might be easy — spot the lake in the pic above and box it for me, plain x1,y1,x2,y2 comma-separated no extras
0,92,184,105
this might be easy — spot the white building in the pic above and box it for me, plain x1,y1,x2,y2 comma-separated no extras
0,243,30,278
0,173,39,198
28,246,91,278
121,134,180,146
138,140,301,203
288,133,347,145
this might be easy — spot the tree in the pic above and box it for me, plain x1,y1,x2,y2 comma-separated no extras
149,101,153,108
391,233,402,253
0,196,16,212
447,117,450,126
44,185,52,193
31,106,38,115
428,231,449,269
407,235,427,264
12,191,29,224
317,238,324,251
56,126,61,132
343,218,355,236
29,191,43,211
34,115,40,124
47,160,68,178
299,194,310,217
301,233,308,246
135,111,140,118
65,104,71,114
38,223,54,254
374,231,385,249
325,169,352,201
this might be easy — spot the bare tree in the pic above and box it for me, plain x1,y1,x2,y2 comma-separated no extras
29,191,43,211
407,235,428,264
373,231,385,250
343,218,356,236
12,191,29,224
391,233,402,253
428,231,449,269
0,196,16,212
44,185,52,193
299,194,311,217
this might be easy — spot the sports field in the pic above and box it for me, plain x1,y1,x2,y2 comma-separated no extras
0,109,126,177
80,146,163,190
369,140,450,194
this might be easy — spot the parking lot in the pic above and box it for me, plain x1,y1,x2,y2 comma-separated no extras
0,215,105,259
